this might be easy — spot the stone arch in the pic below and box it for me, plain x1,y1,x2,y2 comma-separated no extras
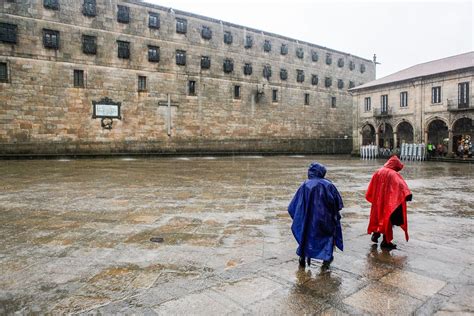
395,120,414,147
361,123,376,145
427,119,448,146
377,122,393,148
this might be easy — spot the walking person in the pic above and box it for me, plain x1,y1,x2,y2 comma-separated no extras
366,155,412,249
288,162,344,269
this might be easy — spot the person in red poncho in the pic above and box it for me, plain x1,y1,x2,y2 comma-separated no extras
366,155,412,249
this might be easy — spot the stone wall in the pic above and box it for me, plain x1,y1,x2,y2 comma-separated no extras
0,0,375,156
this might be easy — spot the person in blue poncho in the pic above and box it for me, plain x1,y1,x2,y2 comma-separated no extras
288,162,344,268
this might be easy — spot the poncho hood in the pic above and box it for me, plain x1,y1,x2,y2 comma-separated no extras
308,162,327,179
384,155,404,172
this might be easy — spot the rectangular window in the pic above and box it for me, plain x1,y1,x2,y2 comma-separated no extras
148,45,159,62
364,97,371,112
431,86,441,104
82,0,96,17
296,70,304,83
138,76,147,91
176,50,186,65
73,69,84,88
381,94,388,113
176,18,187,34
0,23,17,44
117,5,130,23
458,82,469,107
243,63,252,75
245,35,253,48
43,0,59,10
234,85,241,99
82,35,97,55
400,91,408,107
201,56,210,69
0,62,8,83
188,80,196,96
43,29,60,49
149,12,160,29
331,97,337,108
224,31,232,44
272,89,278,103
117,40,130,59
304,93,310,105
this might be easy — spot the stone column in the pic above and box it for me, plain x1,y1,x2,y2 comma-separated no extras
448,129,454,156
424,130,428,143
393,132,398,148
375,132,380,147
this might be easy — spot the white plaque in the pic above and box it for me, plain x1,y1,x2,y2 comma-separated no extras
95,104,119,117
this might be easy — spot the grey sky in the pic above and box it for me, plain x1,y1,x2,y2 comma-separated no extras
144,0,473,79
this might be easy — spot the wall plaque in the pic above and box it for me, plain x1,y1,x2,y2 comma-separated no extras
92,97,121,129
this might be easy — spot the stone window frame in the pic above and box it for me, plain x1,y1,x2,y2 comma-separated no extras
364,97,371,112
431,86,441,104
201,25,212,40
349,81,355,89
311,50,319,62
263,40,271,52
0,23,17,44
243,63,252,76
117,5,130,24
311,74,318,86
337,79,344,89
201,56,211,69
360,63,366,73
331,96,337,108
304,93,310,105
280,69,288,81
296,69,305,83
349,60,355,71
43,0,59,10
223,31,233,44
82,35,97,55
263,65,272,80
326,53,332,65
148,12,160,29
325,77,332,88
234,85,241,99
176,18,187,34
0,62,9,83
176,50,186,65
188,80,196,96
117,40,130,59
381,94,388,112
82,0,96,17
337,58,345,68
148,45,160,62
73,69,85,88
138,75,147,92
43,29,60,50
458,82,469,105
272,89,278,103
400,91,408,108
296,47,304,59
223,59,234,73
281,43,288,55
244,35,253,49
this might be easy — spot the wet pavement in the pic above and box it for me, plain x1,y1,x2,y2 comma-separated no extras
0,156,472,315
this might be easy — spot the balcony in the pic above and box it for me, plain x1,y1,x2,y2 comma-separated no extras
447,97,473,112
373,107,392,118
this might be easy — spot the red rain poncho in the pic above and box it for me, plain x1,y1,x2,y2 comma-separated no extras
366,156,412,243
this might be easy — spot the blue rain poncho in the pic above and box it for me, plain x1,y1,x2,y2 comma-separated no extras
288,162,344,261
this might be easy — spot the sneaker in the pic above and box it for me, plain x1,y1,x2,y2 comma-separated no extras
371,232,381,243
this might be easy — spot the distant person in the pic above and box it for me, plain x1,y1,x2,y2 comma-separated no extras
288,162,344,269
366,155,412,249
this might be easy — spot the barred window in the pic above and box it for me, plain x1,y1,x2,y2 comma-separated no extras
223,59,234,73
296,47,304,59
349,60,355,71
148,46,159,62
244,35,253,48
176,50,186,65
43,29,59,49
304,93,310,105
360,64,366,73
201,26,212,40
331,97,337,108
400,91,408,107
73,69,84,88
188,80,196,95
243,63,252,75
337,58,344,68
176,18,187,34
82,35,97,55
234,85,241,99
272,89,278,103
431,86,441,104
337,79,344,89
0,23,17,44
325,77,332,88
326,53,332,65
224,31,233,44
263,65,272,80
201,56,210,69
311,74,318,86
349,81,355,89
149,12,160,29
280,69,288,81
43,0,59,10
117,5,130,23
138,76,147,91
311,51,318,62
117,40,130,59
296,70,305,83
364,97,371,112
0,62,8,83
83,0,96,17
281,44,288,55
263,40,271,52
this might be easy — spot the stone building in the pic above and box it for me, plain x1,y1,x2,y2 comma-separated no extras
0,0,374,156
350,52,474,155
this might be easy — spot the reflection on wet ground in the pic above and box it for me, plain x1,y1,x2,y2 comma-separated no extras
0,156,472,314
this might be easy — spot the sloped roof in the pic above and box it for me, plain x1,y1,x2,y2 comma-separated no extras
351,51,474,91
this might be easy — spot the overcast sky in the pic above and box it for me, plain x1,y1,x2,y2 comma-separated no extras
144,0,473,79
